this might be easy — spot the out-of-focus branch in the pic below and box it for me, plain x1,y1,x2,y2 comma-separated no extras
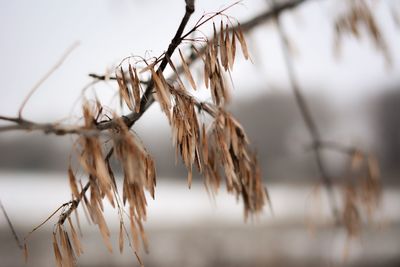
270,0,340,222
18,42,79,119
241,0,308,32
0,200,23,250
0,115,102,136
310,140,356,155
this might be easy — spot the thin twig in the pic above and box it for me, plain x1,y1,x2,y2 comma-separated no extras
57,182,90,226
0,200,23,249
24,201,72,241
181,1,242,39
18,41,80,118
0,115,104,136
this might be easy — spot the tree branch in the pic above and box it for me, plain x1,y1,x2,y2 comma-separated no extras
0,200,23,250
18,42,79,119
1,0,311,136
270,0,340,222
128,0,195,127
0,115,103,136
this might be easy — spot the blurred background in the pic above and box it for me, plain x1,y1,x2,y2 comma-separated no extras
0,0,400,266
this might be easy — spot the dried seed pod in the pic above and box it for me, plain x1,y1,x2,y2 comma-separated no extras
68,217,83,256
225,24,233,70
231,29,237,67
129,214,140,252
203,110,267,218
52,233,62,267
166,54,186,91
117,67,135,111
179,48,197,90
236,23,249,60
220,20,228,69
118,221,124,253
68,166,80,200
151,69,172,120
170,90,201,187
129,64,142,113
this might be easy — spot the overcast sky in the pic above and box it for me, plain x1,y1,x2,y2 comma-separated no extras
0,0,399,124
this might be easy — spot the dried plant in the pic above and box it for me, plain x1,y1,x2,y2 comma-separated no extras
334,0,391,65
0,0,394,266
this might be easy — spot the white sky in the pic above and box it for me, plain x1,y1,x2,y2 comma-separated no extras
0,0,399,123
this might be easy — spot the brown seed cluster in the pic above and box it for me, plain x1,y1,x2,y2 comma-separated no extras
342,151,381,237
116,64,142,113
334,0,391,64
113,117,155,252
171,88,201,187
200,21,249,105
52,16,267,266
205,109,268,218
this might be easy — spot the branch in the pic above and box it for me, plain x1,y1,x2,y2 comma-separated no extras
0,200,23,249
57,183,90,225
0,115,103,136
96,0,310,130
1,1,311,136
24,201,72,240
94,0,196,131
270,0,340,222
133,0,195,123
18,42,79,118
241,0,308,32
310,140,356,155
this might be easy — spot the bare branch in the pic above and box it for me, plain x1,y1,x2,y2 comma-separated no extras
0,115,103,136
270,0,340,222
18,42,80,118
0,200,23,249
131,0,196,126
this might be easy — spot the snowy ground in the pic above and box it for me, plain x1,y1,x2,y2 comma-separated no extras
0,172,399,267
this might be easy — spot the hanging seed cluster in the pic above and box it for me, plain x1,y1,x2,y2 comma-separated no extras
201,21,249,105
334,0,390,64
53,101,154,266
342,151,381,237
50,17,268,266
205,109,268,218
